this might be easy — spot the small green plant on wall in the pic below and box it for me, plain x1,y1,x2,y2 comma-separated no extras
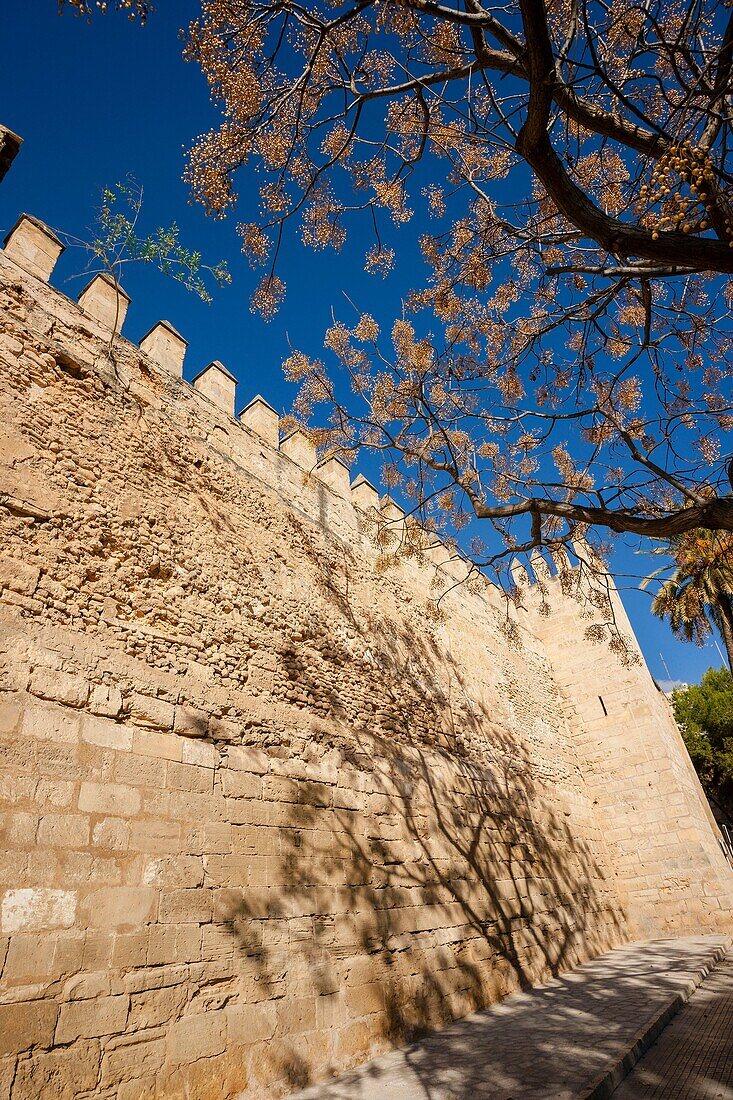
67,178,231,310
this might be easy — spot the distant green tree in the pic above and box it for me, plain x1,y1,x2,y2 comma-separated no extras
672,667,733,825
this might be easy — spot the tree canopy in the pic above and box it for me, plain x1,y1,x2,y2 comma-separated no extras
59,0,152,19
63,0,733,581
673,666,733,825
649,529,733,670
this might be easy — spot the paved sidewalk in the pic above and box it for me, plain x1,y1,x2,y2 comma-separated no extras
610,956,733,1099
290,937,729,1100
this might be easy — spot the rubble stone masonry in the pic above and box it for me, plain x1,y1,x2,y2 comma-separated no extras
0,187,731,1098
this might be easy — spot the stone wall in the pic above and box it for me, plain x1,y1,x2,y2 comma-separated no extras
532,576,733,938
0,191,730,1100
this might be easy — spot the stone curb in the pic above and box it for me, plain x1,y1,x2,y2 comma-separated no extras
579,941,730,1100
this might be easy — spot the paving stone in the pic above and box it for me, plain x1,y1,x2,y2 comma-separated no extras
611,955,733,1099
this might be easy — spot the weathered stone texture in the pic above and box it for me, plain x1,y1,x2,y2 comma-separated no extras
0,219,730,1100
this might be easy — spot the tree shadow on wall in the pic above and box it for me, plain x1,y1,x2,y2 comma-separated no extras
216,531,626,1096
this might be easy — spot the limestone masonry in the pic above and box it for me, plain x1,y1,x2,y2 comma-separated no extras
0,136,731,1099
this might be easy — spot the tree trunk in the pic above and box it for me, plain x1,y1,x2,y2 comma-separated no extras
717,593,733,673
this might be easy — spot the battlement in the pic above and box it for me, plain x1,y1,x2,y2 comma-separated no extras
0,205,526,605
0,204,608,620
0,214,387,506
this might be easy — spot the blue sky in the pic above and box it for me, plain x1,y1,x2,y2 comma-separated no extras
0,2,725,688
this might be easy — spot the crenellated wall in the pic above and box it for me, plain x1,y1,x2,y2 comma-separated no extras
0,161,730,1100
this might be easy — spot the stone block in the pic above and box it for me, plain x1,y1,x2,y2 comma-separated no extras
21,702,80,745
346,982,385,1018
276,996,317,1035
117,1076,157,1100
166,1011,226,1065
88,684,123,718
221,771,262,799
2,214,64,281
239,394,279,446
77,273,130,332
79,887,156,932
166,788,213,823
82,714,131,751
78,782,141,817
225,1002,277,1045
130,818,181,855
200,822,232,854
141,855,203,889
313,959,340,996
51,932,85,977
7,811,38,845
82,930,118,970
262,800,298,827
317,455,351,496
336,1019,375,1062
37,813,90,849
230,825,276,856
166,760,214,794
0,1058,13,1100
192,361,237,418
62,970,110,1000
115,752,165,788
0,556,40,594
300,780,332,807
168,1053,248,1100
158,888,212,925
224,800,269,827
129,985,187,1030
1,888,76,934
11,1039,100,1099
226,745,269,774
316,990,345,1030
175,923,202,963
0,773,34,805
132,728,182,762
174,704,209,739
203,856,249,889
379,494,406,539
208,715,239,742
144,923,177,965
101,1029,166,1086
263,775,300,804
350,474,380,511
212,887,246,921
123,963,189,995
0,698,20,735
2,933,56,984
0,999,58,1055
129,694,175,730
279,428,315,469
28,667,88,708
55,994,129,1042
182,739,218,769
139,319,187,378
111,931,148,968
92,817,131,852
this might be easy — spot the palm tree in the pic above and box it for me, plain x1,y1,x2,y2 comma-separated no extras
645,530,733,672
